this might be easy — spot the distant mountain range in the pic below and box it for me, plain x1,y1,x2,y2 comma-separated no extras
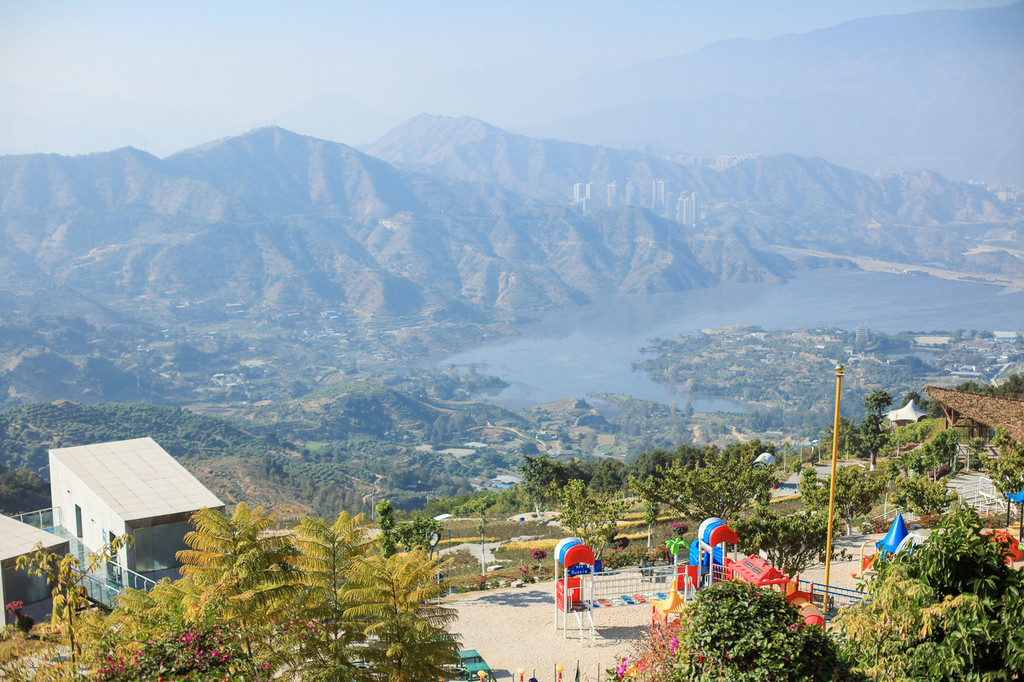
0,127,790,328
368,115,1022,278
0,123,1020,345
2,4,1020,187
516,3,1024,187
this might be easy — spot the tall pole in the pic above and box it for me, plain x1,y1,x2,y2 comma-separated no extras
824,364,844,590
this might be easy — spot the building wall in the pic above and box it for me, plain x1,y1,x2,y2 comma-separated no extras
48,453,130,568
1,565,53,625
1,536,69,626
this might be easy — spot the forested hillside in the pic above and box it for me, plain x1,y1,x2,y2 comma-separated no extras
0,396,527,516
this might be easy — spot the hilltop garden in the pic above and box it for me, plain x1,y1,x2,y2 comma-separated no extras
3,382,1024,679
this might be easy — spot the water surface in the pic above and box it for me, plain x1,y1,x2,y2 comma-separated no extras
438,270,1024,409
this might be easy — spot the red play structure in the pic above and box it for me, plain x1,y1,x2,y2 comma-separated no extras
553,537,596,643
654,516,824,628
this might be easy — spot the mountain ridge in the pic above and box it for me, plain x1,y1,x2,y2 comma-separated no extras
1,127,786,333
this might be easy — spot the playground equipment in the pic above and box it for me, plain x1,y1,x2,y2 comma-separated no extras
650,587,686,629
553,537,595,643
852,513,925,580
671,517,825,627
982,528,1024,564
553,517,846,646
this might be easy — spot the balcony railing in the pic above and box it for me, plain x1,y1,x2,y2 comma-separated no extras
11,507,157,608
12,506,62,533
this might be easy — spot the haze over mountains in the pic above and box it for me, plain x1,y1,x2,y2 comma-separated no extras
0,122,1020,343
2,3,1021,187
0,127,776,325
519,3,1024,186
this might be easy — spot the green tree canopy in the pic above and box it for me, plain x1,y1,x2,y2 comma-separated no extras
673,581,860,681
557,478,627,558
732,509,836,579
176,504,299,662
859,389,893,471
799,465,886,534
393,516,443,553
344,550,460,682
375,499,398,558
822,415,861,460
634,440,778,522
892,476,957,517
838,503,1024,679
289,511,376,680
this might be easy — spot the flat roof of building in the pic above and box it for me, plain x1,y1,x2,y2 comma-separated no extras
0,514,69,564
49,437,224,522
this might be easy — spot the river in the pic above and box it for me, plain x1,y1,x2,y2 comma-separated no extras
437,270,1024,410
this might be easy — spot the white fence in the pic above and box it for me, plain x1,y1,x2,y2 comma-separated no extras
951,475,1005,515
587,564,678,603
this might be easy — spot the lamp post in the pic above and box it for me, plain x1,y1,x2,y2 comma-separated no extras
823,364,844,590
556,664,564,682
517,669,525,682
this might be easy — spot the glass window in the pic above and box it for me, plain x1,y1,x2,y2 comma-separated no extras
3,565,52,605
133,522,191,573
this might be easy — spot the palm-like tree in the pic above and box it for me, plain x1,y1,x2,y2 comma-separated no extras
111,575,199,633
344,550,461,682
288,511,377,681
176,504,299,661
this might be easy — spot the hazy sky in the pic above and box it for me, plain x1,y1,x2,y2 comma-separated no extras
2,1,1010,114
0,0,1015,155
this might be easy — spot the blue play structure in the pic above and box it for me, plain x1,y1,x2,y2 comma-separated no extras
876,513,911,554
689,540,725,568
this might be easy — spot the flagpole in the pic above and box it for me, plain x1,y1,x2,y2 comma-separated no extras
823,364,844,590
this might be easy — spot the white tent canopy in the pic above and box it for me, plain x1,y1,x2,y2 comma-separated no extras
886,400,927,425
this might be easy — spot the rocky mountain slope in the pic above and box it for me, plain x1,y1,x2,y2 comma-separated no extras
0,127,784,328
368,115,1023,279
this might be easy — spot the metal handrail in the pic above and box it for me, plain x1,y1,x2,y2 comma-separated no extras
12,506,62,531
80,571,121,607
108,563,157,592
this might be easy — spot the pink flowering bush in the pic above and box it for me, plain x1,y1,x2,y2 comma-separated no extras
5,600,33,633
97,625,251,681
669,522,689,538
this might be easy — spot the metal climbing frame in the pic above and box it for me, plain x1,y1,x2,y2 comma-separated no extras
587,564,678,603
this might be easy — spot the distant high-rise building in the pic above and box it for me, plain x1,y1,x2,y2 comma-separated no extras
856,325,870,344
625,181,637,206
572,182,592,205
663,191,676,219
652,179,665,209
606,181,617,208
678,192,700,226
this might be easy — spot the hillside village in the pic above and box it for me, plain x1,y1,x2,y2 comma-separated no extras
1,379,1023,679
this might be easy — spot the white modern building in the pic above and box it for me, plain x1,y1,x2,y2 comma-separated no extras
0,513,70,626
49,437,225,581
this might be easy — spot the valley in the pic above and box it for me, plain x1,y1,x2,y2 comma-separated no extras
0,122,1022,517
